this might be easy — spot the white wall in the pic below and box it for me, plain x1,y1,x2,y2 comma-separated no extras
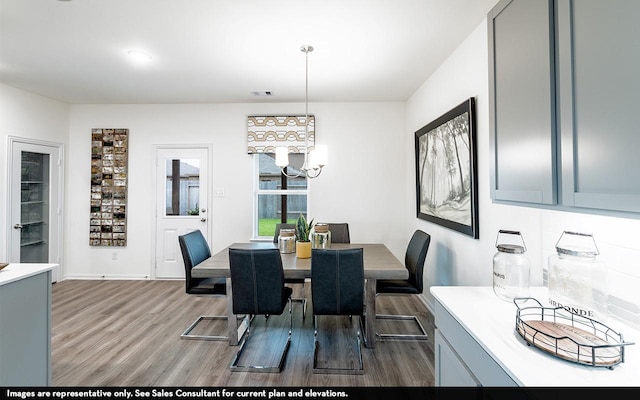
6,13,638,328
65,102,406,278
0,83,69,262
407,20,640,329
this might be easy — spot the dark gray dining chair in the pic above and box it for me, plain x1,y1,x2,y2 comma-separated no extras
327,223,350,244
178,230,229,341
311,248,364,374
375,229,431,341
228,248,293,372
274,223,307,318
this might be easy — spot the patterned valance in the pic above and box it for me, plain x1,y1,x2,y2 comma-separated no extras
247,115,315,154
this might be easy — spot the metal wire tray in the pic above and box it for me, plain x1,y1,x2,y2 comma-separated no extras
514,297,635,369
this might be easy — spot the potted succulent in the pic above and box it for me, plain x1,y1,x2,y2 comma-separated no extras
295,213,314,258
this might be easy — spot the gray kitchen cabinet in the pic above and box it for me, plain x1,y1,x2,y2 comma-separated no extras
489,0,640,214
435,329,480,386
434,299,517,387
0,265,54,386
556,0,640,213
488,0,557,205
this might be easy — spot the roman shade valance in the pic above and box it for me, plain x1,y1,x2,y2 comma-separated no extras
247,115,315,154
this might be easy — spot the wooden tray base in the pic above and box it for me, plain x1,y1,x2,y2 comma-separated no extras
517,320,621,366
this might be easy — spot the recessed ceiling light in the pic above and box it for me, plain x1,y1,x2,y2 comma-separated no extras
127,49,152,63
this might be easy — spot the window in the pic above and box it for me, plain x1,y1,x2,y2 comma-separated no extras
255,153,308,239
165,158,200,216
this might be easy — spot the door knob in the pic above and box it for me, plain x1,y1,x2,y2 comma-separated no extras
13,224,23,229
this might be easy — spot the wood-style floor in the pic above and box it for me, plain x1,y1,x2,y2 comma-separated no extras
51,279,435,387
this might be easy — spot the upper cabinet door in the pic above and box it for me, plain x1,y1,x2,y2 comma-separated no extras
488,0,557,205
557,0,640,213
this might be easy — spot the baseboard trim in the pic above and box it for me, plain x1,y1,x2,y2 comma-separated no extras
61,274,150,281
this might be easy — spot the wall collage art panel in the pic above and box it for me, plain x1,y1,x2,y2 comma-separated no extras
90,128,129,246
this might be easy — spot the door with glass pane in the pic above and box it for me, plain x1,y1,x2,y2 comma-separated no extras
155,147,209,279
9,140,62,277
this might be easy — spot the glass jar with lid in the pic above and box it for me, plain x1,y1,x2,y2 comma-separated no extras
548,231,608,321
277,228,296,254
310,223,331,249
492,230,531,302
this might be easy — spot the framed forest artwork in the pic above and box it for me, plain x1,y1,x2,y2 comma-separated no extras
414,98,478,238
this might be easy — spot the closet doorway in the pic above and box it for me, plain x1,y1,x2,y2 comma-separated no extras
8,137,63,281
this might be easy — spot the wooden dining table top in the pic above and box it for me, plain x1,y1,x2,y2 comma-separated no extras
192,242,408,281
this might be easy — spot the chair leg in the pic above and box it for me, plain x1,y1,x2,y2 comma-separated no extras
182,314,248,341
313,315,364,375
230,299,292,373
289,281,307,319
181,315,228,341
375,313,429,341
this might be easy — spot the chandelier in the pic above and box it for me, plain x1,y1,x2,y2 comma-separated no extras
275,45,327,179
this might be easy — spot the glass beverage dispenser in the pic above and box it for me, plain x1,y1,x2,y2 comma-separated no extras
548,231,608,322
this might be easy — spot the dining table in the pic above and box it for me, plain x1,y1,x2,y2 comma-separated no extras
192,242,408,348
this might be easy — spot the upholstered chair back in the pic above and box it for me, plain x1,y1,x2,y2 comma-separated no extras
404,230,431,294
178,230,218,294
311,248,364,316
229,248,291,316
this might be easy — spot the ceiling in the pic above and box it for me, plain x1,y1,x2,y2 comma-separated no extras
0,0,498,104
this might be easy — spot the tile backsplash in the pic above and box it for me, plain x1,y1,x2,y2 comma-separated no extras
542,210,640,330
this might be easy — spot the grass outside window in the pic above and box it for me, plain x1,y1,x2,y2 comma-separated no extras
258,218,298,237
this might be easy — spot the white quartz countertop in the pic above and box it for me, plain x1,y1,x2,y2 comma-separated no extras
431,286,640,386
0,263,57,286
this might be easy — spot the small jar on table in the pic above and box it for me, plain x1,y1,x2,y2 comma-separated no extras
310,223,331,249
278,228,296,254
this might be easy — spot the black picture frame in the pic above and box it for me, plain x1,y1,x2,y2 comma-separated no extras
414,98,478,238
